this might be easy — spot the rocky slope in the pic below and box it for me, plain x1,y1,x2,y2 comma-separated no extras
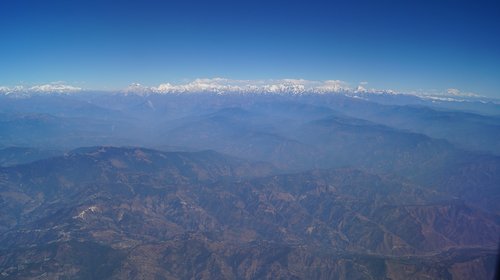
0,147,498,279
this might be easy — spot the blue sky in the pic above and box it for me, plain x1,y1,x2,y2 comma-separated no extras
1,0,499,96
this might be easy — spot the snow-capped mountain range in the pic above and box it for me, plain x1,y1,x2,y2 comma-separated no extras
0,78,497,105
0,83,82,95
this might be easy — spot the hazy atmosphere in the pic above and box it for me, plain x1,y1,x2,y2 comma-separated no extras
1,1,499,279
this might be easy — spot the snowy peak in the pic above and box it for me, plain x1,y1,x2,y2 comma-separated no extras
0,82,82,96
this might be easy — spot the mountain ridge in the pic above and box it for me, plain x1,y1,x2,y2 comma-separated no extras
0,147,498,279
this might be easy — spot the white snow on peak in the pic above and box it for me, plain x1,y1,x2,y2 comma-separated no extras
0,78,489,103
123,83,151,95
446,88,481,97
123,78,484,102
132,78,359,95
30,83,82,93
0,82,82,96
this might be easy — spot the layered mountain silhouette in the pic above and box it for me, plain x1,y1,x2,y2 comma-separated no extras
0,92,499,279
0,147,497,279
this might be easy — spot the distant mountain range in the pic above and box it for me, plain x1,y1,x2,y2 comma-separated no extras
0,91,499,279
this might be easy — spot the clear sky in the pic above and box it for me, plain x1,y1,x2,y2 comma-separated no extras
1,0,499,96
